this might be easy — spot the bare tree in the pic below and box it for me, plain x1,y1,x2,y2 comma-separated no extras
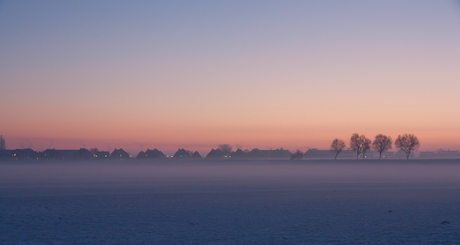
361,137,371,159
350,134,362,159
395,134,420,160
350,133,371,159
0,135,5,150
330,139,346,159
372,134,392,159
218,144,233,154
290,149,303,160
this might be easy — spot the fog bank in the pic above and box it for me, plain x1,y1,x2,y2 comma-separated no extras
1,160,459,196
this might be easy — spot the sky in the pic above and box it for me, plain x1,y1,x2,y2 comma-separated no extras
1,0,459,155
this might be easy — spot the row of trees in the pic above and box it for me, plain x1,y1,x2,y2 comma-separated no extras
0,134,421,160
331,133,420,160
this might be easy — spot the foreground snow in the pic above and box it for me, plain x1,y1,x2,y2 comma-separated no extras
1,160,459,244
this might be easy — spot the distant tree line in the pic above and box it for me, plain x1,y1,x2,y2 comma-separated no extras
0,146,292,161
0,134,421,161
330,133,420,160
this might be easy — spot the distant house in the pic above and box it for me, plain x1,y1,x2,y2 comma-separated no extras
0,150,18,160
136,151,146,159
302,148,377,159
41,149,60,160
144,148,165,159
380,151,394,159
229,148,290,159
205,149,225,159
303,148,335,159
435,149,460,159
58,150,79,160
173,149,191,158
16,148,40,160
362,150,377,159
111,148,130,160
339,149,358,159
39,149,78,160
420,151,436,159
394,149,415,159
230,148,247,159
191,151,202,158
246,149,272,159
73,148,94,160
268,148,291,159
90,149,110,159
419,150,460,159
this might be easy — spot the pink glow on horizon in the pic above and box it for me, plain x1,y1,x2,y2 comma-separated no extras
0,1,459,153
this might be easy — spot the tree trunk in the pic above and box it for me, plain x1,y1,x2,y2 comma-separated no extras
379,152,382,160
335,152,339,160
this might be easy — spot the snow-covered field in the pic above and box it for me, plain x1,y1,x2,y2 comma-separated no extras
1,160,459,244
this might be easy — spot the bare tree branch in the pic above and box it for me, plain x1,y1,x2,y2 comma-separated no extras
395,134,420,160
330,139,346,159
350,133,371,159
372,134,392,159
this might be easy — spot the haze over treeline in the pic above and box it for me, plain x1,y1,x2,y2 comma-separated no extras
2,133,459,160
2,161,460,192
0,133,416,159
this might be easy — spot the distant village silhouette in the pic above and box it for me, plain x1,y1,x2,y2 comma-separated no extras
0,134,459,161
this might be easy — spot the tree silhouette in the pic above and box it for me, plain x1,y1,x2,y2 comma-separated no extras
330,139,346,159
218,144,232,154
372,134,392,159
361,136,371,159
0,135,5,150
350,134,361,159
395,134,420,160
350,133,371,159
290,149,303,160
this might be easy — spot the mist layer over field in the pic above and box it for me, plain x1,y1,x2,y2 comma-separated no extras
1,160,459,195
1,160,459,244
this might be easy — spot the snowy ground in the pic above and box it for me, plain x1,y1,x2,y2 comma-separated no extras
1,160,459,244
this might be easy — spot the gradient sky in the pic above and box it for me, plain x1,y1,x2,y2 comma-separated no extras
1,0,459,155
